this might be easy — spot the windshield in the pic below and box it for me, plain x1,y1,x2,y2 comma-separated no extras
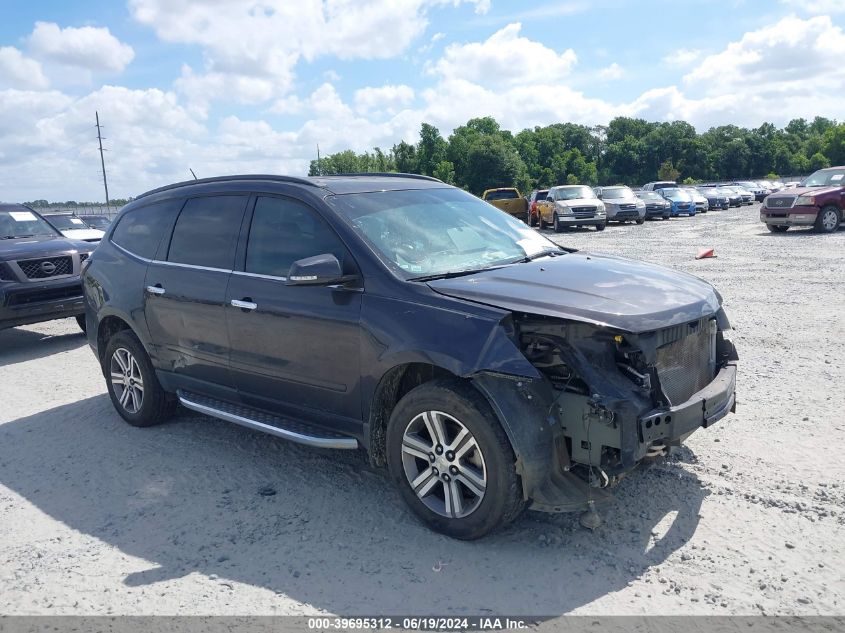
484,190,518,201
636,191,662,201
555,186,596,201
44,215,90,230
801,168,845,187
698,188,717,196
0,209,60,239
327,188,564,279
601,186,635,200
81,216,110,229
534,190,548,201
717,187,735,195
663,188,692,202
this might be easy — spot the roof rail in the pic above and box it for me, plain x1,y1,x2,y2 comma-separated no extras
326,172,443,183
135,174,320,200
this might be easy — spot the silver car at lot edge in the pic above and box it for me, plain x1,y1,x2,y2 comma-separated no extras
594,185,646,224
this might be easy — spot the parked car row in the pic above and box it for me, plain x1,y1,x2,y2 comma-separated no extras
520,177,776,233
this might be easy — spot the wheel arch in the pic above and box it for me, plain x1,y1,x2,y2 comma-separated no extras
95,311,146,369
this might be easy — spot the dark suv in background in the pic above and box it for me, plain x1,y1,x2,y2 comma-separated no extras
1,203,93,331
83,174,738,539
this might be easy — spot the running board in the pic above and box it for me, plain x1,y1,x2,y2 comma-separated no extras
177,390,359,450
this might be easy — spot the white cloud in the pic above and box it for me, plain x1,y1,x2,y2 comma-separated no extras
0,47,49,89
684,15,845,97
597,63,623,80
430,22,577,86
28,22,135,73
129,0,488,106
662,48,701,68
354,84,415,115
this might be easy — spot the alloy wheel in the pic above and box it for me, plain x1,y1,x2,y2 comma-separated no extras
110,347,144,414
820,208,839,232
400,410,487,519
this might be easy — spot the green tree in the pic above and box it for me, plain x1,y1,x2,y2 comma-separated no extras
392,141,418,173
808,152,830,171
463,135,527,195
822,124,845,166
416,123,448,176
657,160,680,181
432,160,455,184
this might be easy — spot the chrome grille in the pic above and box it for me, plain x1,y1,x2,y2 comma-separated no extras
767,196,795,208
571,206,596,218
654,318,715,405
17,256,73,279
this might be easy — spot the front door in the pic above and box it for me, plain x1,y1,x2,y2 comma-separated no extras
226,195,363,429
144,194,248,389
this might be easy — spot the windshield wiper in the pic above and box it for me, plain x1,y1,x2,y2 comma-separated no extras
513,249,569,264
1,234,34,239
409,267,502,282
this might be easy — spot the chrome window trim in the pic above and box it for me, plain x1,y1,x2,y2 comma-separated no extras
232,270,288,282
111,241,234,274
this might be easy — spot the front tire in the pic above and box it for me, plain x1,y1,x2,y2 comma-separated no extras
635,218,645,225
815,205,840,233
75,314,86,333
553,216,563,233
386,379,524,540
104,330,175,427
595,222,606,231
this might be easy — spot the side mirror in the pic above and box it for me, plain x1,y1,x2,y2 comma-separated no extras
286,253,344,286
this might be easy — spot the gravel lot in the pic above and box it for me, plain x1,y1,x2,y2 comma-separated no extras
1,203,843,617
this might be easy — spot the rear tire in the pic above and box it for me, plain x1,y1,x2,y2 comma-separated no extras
815,205,840,234
386,379,525,540
104,330,176,427
767,224,789,233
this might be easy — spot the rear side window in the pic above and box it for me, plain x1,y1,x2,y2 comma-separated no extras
111,199,182,259
167,195,248,269
245,197,348,278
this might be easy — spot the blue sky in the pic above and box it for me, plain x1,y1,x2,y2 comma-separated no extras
1,0,843,201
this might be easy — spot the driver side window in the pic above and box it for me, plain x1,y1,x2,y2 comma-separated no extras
245,197,348,279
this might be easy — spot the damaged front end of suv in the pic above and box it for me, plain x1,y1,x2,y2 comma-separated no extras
469,305,737,521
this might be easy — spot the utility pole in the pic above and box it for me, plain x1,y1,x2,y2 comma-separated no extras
317,144,322,176
95,111,110,208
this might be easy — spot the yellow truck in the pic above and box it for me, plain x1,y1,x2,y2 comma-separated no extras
481,187,529,223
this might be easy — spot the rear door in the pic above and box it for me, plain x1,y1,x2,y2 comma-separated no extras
225,194,363,429
144,194,248,390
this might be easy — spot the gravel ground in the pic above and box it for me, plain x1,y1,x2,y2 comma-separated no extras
0,203,843,617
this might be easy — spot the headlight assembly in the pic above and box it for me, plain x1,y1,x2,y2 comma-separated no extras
795,195,815,206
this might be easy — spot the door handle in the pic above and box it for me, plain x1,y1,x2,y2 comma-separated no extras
146,285,165,295
231,298,258,311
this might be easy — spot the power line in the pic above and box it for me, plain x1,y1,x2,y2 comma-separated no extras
95,111,110,209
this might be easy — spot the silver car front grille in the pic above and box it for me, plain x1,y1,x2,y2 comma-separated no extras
654,318,716,406
570,206,596,218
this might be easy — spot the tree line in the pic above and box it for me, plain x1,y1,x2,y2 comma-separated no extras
309,116,845,195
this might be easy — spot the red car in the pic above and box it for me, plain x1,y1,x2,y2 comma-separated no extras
760,166,844,233
526,189,549,227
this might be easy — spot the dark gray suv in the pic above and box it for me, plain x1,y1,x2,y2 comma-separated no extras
1,203,93,331
83,174,738,539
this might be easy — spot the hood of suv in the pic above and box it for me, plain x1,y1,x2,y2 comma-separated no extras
0,235,93,261
557,197,600,208
770,186,839,198
427,252,720,333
